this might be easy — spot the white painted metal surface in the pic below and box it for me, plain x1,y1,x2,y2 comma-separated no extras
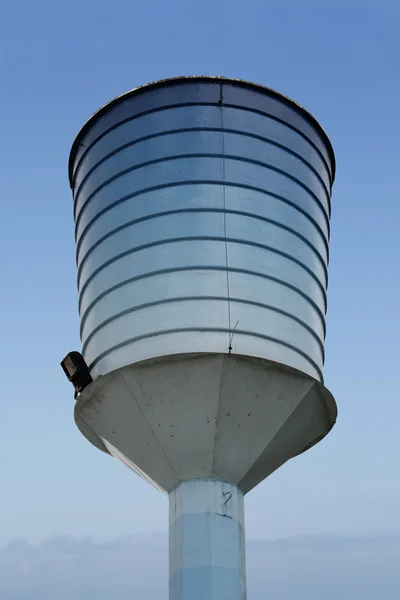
69,77,335,382
169,479,246,600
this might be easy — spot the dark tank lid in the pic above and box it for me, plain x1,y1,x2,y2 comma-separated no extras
68,75,336,186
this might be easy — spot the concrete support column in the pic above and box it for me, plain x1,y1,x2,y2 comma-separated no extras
169,479,246,600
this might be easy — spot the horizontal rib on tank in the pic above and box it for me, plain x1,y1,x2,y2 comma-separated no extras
69,78,334,382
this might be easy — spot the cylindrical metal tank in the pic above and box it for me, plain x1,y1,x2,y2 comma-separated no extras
68,77,337,600
69,76,334,383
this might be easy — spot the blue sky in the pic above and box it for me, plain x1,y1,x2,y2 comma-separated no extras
1,0,399,597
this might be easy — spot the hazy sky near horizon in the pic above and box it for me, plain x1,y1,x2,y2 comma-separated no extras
1,0,400,597
1,535,399,599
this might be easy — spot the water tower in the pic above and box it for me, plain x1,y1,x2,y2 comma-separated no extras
63,76,337,600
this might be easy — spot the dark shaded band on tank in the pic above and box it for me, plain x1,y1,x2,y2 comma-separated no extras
78,265,327,341
76,235,328,311
73,153,331,233
80,295,326,362
75,208,328,288
74,180,331,262
86,326,324,383
73,126,331,206
71,101,333,197
68,76,335,186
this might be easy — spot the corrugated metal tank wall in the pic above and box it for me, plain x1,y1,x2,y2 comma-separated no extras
69,77,335,382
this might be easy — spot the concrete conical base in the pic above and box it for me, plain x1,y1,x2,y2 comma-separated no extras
75,353,337,494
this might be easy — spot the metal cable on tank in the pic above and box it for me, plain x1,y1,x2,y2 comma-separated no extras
219,84,233,353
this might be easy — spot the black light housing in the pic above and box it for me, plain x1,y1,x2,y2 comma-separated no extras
61,351,93,399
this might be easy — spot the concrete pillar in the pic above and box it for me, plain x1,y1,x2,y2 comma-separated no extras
169,479,246,600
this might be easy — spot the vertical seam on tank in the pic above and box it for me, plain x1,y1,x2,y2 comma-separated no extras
219,84,233,353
